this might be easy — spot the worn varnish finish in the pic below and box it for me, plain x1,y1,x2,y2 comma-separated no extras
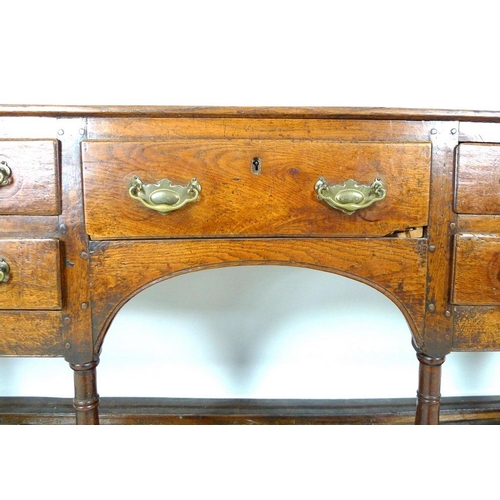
89,237,428,352
0,140,60,215
87,117,432,143
82,140,431,239
453,235,500,305
0,238,61,309
457,215,500,234
453,306,500,351
455,144,500,214
1,106,500,425
0,311,63,356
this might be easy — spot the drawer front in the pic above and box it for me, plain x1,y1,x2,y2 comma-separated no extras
0,140,60,215
452,234,500,305
0,239,62,310
455,143,500,214
82,140,431,239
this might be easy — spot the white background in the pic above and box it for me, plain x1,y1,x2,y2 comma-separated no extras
1,0,499,496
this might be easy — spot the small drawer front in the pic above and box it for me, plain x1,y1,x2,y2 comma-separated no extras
452,234,500,305
0,239,62,310
0,140,60,215
455,143,500,214
82,140,431,239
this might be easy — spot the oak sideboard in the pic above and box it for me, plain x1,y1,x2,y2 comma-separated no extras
0,105,499,424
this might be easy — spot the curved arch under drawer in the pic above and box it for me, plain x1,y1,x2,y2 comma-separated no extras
89,238,428,354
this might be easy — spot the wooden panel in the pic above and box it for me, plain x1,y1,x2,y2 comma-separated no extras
87,117,431,142
55,116,94,365
453,306,500,351
0,140,60,215
0,311,63,355
419,122,458,357
0,239,62,310
455,143,500,215
452,234,500,305
82,140,431,239
89,237,428,351
458,215,500,234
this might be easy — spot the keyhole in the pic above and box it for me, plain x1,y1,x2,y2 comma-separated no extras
251,157,261,174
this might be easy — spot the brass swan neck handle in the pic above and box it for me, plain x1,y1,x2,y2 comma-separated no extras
315,177,387,215
128,176,201,214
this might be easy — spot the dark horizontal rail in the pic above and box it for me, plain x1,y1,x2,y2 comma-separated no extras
1,396,499,424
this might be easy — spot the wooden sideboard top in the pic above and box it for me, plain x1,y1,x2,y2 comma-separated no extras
1,105,500,121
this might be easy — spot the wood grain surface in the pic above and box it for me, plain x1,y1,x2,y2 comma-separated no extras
0,238,61,310
453,306,500,351
82,140,431,239
89,237,428,353
455,143,500,214
453,234,500,305
0,140,60,215
0,311,63,355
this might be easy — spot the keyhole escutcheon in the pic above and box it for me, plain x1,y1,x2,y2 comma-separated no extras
251,157,261,175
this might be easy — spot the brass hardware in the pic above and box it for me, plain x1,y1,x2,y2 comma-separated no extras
0,160,12,186
128,176,201,214
251,157,262,174
0,259,10,283
314,177,387,215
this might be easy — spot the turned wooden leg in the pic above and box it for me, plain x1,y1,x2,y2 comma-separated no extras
415,352,445,425
71,358,100,425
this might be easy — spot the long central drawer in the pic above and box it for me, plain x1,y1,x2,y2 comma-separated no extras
82,139,431,239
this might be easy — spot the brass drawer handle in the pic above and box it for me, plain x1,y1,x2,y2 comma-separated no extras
0,259,10,282
0,160,12,186
315,177,387,215
128,176,201,214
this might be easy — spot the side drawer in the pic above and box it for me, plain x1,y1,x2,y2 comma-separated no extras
82,139,431,239
452,234,500,305
0,140,60,215
0,239,62,310
455,143,500,214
